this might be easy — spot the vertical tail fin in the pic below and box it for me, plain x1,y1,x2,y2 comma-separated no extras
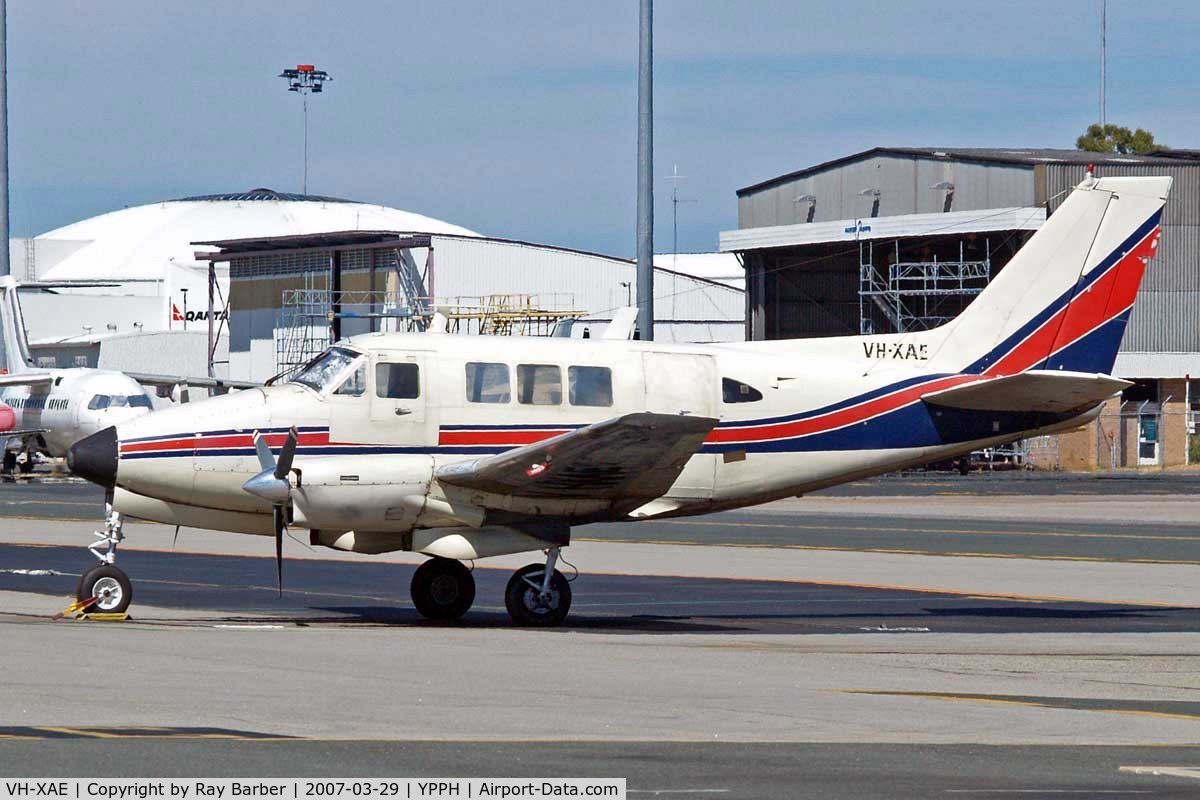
0,276,33,374
928,175,1170,376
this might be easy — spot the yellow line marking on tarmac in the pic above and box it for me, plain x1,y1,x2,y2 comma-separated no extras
35,726,121,739
655,518,1200,543
841,691,1200,723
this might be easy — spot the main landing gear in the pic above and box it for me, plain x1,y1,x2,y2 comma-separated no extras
76,494,132,614
409,547,573,626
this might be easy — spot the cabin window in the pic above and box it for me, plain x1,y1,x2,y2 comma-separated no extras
291,347,362,393
722,378,763,404
517,364,562,405
376,362,420,399
335,363,367,397
465,362,510,404
568,366,612,407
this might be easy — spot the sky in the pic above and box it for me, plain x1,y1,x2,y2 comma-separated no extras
9,1,1200,256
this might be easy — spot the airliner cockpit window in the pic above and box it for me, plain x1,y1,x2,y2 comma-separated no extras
292,347,362,393
334,363,367,397
127,395,153,409
88,395,111,410
722,378,763,404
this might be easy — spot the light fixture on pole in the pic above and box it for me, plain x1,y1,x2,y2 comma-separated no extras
793,194,816,223
278,64,332,195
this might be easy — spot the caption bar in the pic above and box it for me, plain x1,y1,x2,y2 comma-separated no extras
0,782,625,800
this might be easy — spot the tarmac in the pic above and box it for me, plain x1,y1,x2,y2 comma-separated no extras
0,472,1198,797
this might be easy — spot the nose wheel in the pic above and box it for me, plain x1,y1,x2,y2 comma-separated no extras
410,557,476,621
76,564,132,614
505,548,572,627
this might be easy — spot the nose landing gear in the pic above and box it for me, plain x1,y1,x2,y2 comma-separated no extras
77,494,132,614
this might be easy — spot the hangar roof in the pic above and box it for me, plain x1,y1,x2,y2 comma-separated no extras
33,189,480,283
737,147,1200,197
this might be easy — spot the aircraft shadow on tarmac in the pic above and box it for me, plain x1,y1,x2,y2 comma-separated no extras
1,543,1195,636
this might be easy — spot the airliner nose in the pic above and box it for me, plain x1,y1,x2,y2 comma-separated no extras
68,426,118,488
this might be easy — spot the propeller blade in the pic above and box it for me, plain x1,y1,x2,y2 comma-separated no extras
273,505,284,597
253,431,275,473
274,427,298,480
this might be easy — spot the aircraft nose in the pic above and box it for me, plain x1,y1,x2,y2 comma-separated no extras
68,426,118,488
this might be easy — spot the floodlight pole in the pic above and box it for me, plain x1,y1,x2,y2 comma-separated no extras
303,97,308,195
0,0,10,279
636,0,653,340
279,65,331,196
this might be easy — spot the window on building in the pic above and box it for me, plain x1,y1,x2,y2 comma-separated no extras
568,366,612,407
722,378,763,404
466,362,510,403
376,362,420,399
335,363,367,396
1121,379,1159,404
517,364,562,405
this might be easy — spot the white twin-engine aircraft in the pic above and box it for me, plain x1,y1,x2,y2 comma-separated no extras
67,174,1169,625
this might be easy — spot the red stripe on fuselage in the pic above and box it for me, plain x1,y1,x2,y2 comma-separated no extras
437,428,571,446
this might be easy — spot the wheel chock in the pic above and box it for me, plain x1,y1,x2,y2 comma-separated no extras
52,598,96,620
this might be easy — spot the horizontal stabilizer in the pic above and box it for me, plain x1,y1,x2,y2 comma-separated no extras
436,412,717,500
923,370,1129,414
127,372,261,390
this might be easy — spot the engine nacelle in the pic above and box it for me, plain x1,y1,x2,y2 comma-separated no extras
291,454,432,532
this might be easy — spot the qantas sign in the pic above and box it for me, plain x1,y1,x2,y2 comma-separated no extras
172,305,229,323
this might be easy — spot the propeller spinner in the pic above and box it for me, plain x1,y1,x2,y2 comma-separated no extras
242,428,298,595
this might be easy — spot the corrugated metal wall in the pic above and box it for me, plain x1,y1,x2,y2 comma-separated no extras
1046,163,1200,354
737,155,1035,227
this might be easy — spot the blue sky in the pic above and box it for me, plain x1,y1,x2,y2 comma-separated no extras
9,1,1199,255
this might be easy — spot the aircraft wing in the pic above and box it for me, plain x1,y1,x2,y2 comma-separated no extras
126,372,261,391
436,412,718,500
922,370,1130,414
0,372,52,388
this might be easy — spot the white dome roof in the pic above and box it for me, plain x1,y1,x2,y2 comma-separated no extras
36,189,480,283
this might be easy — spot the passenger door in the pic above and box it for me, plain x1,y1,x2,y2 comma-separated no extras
330,350,434,446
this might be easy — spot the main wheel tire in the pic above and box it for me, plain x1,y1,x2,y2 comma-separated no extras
18,453,34,474
410,557,475,621
76,564,132,614
1,451,15,475
505,563,572,627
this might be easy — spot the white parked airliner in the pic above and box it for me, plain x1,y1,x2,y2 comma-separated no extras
0,277,256,472
68,174,1167,625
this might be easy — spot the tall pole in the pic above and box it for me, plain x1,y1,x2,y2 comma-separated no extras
302,97,308,195
0,0,11,278
635,0,654,341
1099,0,1106,126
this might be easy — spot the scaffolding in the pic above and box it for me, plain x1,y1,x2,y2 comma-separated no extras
275,289,583,377
859,238,991,334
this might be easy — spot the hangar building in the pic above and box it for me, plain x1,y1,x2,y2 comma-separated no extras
10,190,742,377
720,148,1200,469
198,231,744,382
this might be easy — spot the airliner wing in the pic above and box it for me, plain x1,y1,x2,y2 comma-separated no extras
436,412,718,500
0,373,52,388
922,370,1129,414
127,373,261,391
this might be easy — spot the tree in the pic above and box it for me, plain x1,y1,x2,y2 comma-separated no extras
1076,124,1162,154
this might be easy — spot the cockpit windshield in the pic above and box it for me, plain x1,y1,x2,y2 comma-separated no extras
291,347,363,393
